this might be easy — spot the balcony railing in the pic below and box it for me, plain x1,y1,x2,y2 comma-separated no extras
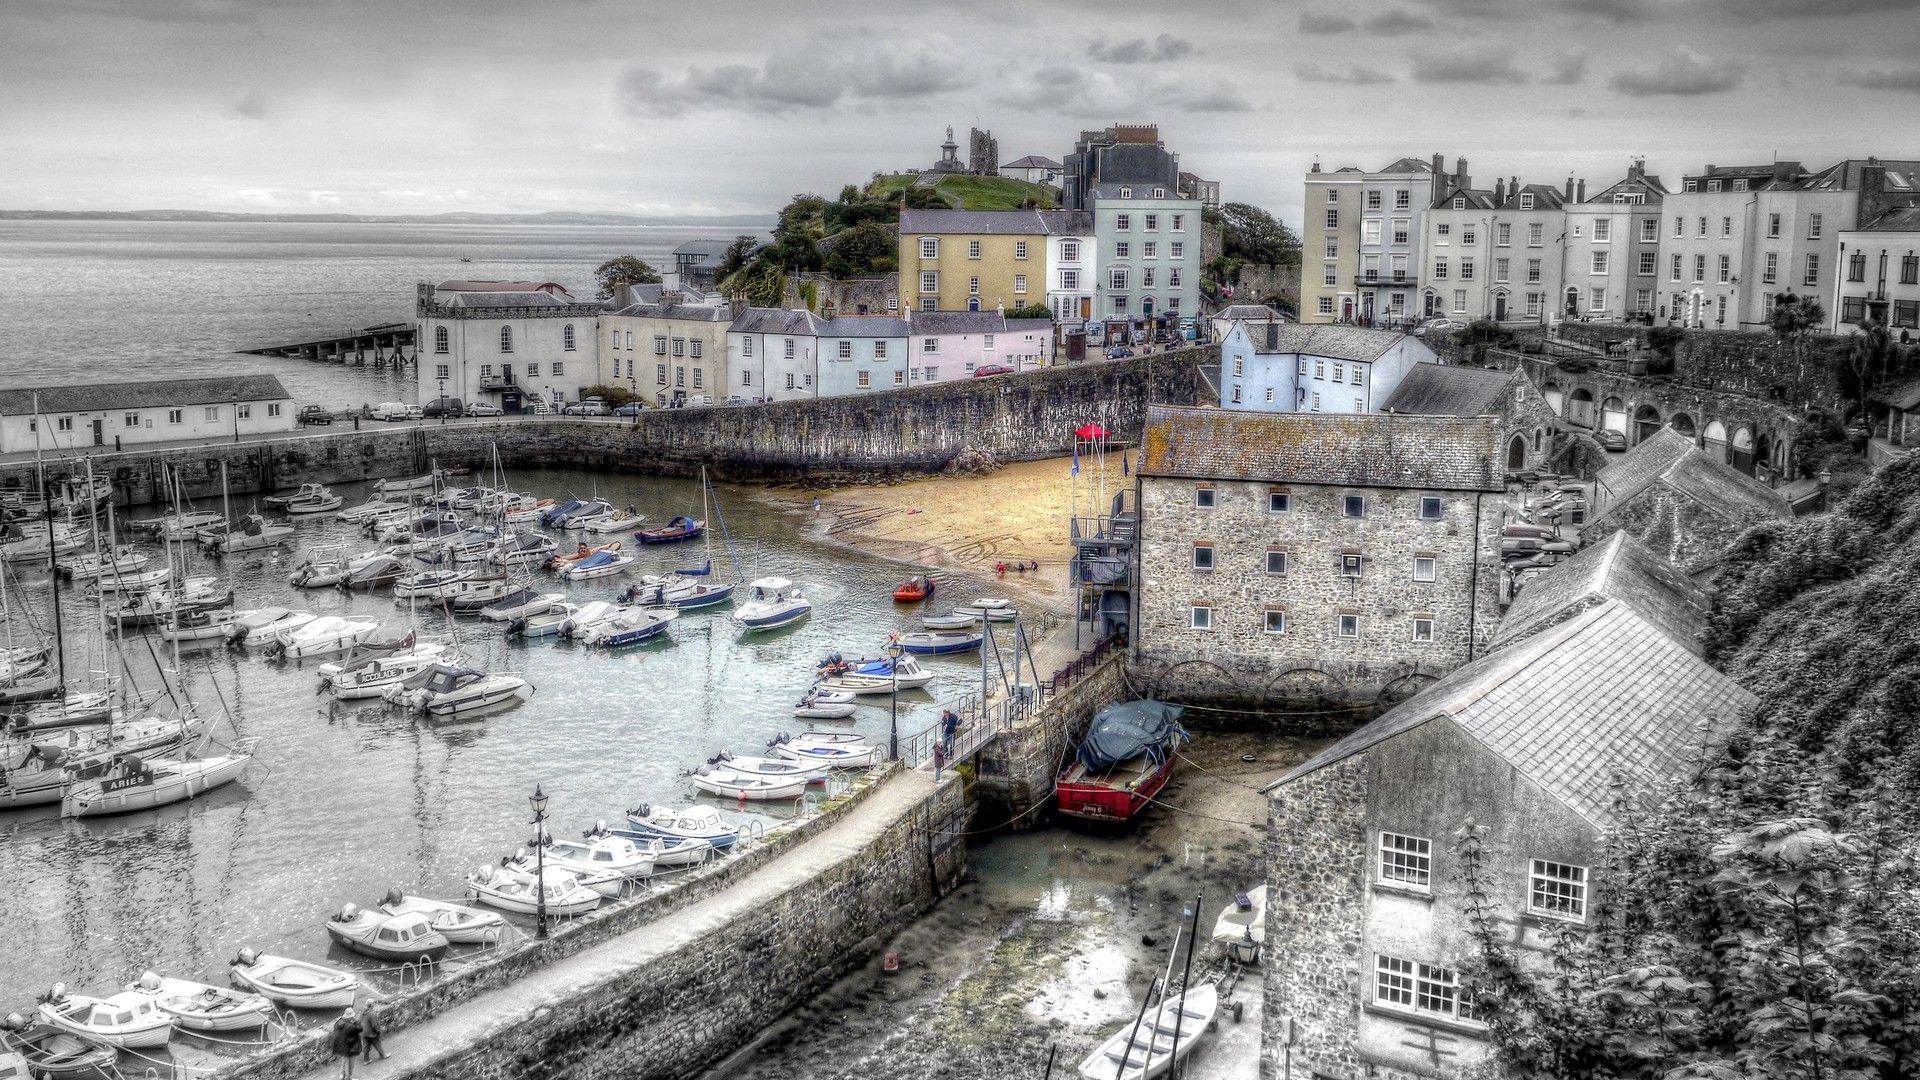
1356,274,1418,289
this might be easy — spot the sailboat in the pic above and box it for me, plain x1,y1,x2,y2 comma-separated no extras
636,468,737,610
60,738,258,817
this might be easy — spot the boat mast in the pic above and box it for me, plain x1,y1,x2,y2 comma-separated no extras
704,466,743,582
33,392,67,695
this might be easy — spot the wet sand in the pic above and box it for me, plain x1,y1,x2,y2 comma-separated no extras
702,731,1322,1080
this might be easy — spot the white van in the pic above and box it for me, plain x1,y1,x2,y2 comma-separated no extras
372,401,411,421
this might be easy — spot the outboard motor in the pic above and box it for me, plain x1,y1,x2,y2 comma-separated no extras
384,887,405,907
233,947,260,968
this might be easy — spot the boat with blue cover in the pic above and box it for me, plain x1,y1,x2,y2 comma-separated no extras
581,606,677,647
895,629,983,655
635,515,704,544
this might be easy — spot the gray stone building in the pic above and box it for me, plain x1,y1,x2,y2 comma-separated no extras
1130,405,1504,710
1490,531,1706,653
1262,587,1756,1080
1587,426,1791,577
1380,362,1559,473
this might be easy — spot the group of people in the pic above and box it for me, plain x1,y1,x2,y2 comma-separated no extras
994,560,1040,576
329,1003,389,1077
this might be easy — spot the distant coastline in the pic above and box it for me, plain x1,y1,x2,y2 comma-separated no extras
0,208,773,228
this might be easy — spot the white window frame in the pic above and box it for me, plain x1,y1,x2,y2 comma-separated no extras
1378,832,1431,889
1528,859,1589,922
1413,556,1437,582
1189,603,1212,630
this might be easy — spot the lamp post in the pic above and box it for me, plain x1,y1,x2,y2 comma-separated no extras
232,397,240,444
529,784,549,939
437,377,447,425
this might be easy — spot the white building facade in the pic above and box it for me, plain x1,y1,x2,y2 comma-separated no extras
0,375,296,455
1218,322,1436,414
1836,208,1920,339
727,308,828,402
1042,210,1097,324
415,280,602,412
909,312,1056,384
1357,155,1448,326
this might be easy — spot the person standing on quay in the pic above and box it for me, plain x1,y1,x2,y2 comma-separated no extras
330,1008,364,1079
361,1001,389,1065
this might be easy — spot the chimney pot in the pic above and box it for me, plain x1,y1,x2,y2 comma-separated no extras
1565,176,1574,200
1576,179,1587,203
1456,157,1468,180
1432,152,1444,175
1494,178,1507,203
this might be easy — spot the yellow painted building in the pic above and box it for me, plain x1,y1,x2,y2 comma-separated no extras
898,209,1051,312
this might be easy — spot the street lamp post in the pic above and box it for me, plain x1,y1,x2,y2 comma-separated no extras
438,377,447,425
530,784,549,939
232,397,240,444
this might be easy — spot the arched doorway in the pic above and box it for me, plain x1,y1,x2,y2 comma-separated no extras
1506,434,1528,471
1568,388,1596,429
1141,297,1155,319
1493,290,1509,321
1669,412,1696,437
1703,419,1729,462
1754,432,1775,480
1601,395,1628,435
1542,382,1564,415
1565,287,1579,317
1633,404,1663,444
967,296,981,312
1730,425,1756,474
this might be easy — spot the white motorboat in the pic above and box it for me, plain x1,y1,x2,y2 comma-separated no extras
157,608,242,643
393,567,483,601
464,864,601,917
224,607,316,645
580,821,714,867
1211,886,1267,960
560,549,633,581
342,555,405,590
547,498,613,529
1,524,85,564
262,483,329,509
921,612,981,631
60,548,148,582
768,731,884,769
704,750,830,783
488,531,557,567
815,654,936,695
1075,984,1217,1080
690,765,808,802
319,643,452,699
109,576,234,627
383,663,532,718
129,508,221,536
502,847,628,899
955,598,1017,622
620,804,741,852
480,590,563,622
733,577,812,632
374,471,442,494
557,600,621,640
442,576,519,614
288,547,352,588
580,606,677,647
36,987,174,1049
377,891,508,944
126,973,272,1033
581,510,646,534
896,629,984,655
266,615,380,660
7,689,115,733
793,690,858,720
227,950,360,1010
503,498,557,525
90,564,173,593
324,904,450,962
61,740,258,818
284,491,344,516
336,497,410,523
205,514,294,555
507,602,578,640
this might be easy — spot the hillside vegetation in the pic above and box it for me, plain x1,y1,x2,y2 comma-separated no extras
865,172,1059,210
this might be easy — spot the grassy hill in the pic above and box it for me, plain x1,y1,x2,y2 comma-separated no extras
866,173,1060,211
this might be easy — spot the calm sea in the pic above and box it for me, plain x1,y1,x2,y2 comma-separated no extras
0,220,766,407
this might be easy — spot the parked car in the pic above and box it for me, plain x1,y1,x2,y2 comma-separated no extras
372,401,411,421
563,399,609,416
972,364,1015,378
465,401,503,417
722,395,749,406
297,405,333,426
405,404,425,420
1105,346,1134,360
1596,429,1629,451
422,397,464,419
615,402,650,417
1413,317,1468,338
684,394,714,407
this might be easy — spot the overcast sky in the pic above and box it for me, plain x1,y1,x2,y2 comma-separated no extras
4,0,1915,229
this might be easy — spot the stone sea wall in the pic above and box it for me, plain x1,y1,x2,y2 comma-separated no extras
972,644,1128,828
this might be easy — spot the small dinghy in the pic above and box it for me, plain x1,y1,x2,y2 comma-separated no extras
90,564,172,593
1075,984,1217,1080
545,541,620,572
225,607,317,645
267,615,381,660
956,598,1017,622
507,603,578,640
622,804,740,851
560,548,634,581
582,509,646,534
635,514,704,545
733,577,811,631
36,986,175,1049
128,508,222,536
896,629,983,655
205,514,295,555
324,903,449,962
263,483,328,510
920,612,981,631
625,574,736,611
793,690,857,720
343,555,404,590
690,764,808,802
284,489,344,516
703,750,831,783
479,589,563,622
583,820,714,867
228,950,360,1010
378,890,508,944
157,608,241,643
545,498,611,528
392,567,480,600
0,1014,118,1078
768,730,884,769
815,653,936,694
127,972,272,1032
892,575,936,603
443,575,518,613
503,498,557,525
557,600,622,640
374,471,441,494
509,834,653,893
559,502,616,530
337,498,410,523
464,864,602,917
489,531,557,567
582,606,677,647
61,548,148,583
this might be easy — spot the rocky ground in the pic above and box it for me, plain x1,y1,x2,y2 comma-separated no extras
702,729,1325,1080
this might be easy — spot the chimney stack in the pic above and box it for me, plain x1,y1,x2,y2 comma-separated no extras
1310,160,1321,173
1510,176,1518,200
1576,179,1587,203
1494,178,1507,204
1266,320,1279,351
1565,176,1575,200
1456,157,1468,181
1630,157,1645,180
1431,152,1444,175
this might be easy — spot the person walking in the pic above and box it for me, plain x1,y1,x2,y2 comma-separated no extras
361,1001,388,1064
330,1008,364,1079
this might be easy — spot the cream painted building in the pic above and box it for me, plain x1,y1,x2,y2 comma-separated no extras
899,209,1051,313
600,288,732,406
0,375,296,455
1302,164,1364,323
415,280,601,412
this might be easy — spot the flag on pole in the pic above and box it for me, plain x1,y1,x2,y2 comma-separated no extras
1071,441,1081,477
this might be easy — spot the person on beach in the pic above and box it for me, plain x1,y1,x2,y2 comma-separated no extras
813,497,821,514
330,1008,364,1079
361,1002,388,1064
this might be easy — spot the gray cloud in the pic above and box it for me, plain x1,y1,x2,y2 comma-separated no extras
1410,50,1529,84
1366,8,1434,34
229,88,270,120
1712,0,1908,16
1297,62,1396,85
622,45,970,116
1839,67,1920,92
1543,50,1588,85
1577,0,1655,22
1087,33,1194,64
992,66,1250,116
1609,49,1743,96
1298,11,1358,33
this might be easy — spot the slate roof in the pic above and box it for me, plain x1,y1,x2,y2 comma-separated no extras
1004,155,1061,170
1593,427,1791,525
1872,376,1920,410
1801,158,1920,193
439,292,577,310
1381,363,1512,417
900,209,1049,236
1492,533,1708,655
1271,600,1757,829
1378,157,1436,174
435,280,573,297
1038,209,1095,236
1434,187,1496,210
911,311,1017,335
729,308,829,336
1862,206,1920,233
818,316,911,338
1498,184,1567,211
0,375,293,416
1238,323,1411,363
610,301,732,322
1215,304,1285,323
1139,405,1503,491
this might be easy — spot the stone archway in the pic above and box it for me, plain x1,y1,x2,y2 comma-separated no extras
1669,411,1696,437
1542,381,1565,416
1507,433,1529,471
1730,425,1756,475
1703,419,1729,462
1568,388,1597,429
1754,431,1775,480
1262,667,1346,707
1151,659,1238,701
1633,403,1663,444
1377,673,1436,706
1601,395,1629,435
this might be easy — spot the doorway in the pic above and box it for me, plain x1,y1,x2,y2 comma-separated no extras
92,419,104,446
1493,293,1508,321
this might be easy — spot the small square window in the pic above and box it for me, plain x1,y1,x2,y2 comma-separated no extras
1413,556,1437,582
1190,604,1213,630
1379,832,1431,888
1263,610,1286,634
1412,616,1435,642
1268,491,1290,513
1419,495,1443,520
1529,859,1588,921
1194,487,1216,508
1341,554,1363,579
1343,495,1365,518
1265,550,1288,575
1192,544,1215,570
1338,614,1361,638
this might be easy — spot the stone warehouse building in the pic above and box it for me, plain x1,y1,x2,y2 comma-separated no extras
1217,323,1436,414
1587,426,1791,577
1380,363,1559,474
1262,588,1756,1079
1491,531,1708,653
1130,406,1504,710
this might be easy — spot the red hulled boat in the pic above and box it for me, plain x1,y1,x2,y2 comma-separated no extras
892,575,935,603
1055,700,1188,826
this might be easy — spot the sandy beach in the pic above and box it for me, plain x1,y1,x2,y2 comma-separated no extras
749,454,1130,613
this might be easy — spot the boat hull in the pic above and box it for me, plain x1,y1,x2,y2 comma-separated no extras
62,752,252,818
1054,752,1178,826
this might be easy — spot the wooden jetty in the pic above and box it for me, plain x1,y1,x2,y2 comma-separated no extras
242,322,415,366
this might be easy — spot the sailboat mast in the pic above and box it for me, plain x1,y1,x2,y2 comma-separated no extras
33,392,67,693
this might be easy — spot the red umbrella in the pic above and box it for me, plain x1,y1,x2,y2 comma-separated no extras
1075,423,1109,440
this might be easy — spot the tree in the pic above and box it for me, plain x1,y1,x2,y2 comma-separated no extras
822,220,898,279
1840,320,1895,411
713,235,760,281
1005,302,1053,320
1213,202,1300,268
1648,325,1687,376
1769,292,1827,363
593,255,662,299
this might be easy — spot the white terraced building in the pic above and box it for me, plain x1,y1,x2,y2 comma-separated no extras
0,375,296,455
414,280,603,413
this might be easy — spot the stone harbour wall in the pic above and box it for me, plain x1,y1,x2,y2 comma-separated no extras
972,644,1128,828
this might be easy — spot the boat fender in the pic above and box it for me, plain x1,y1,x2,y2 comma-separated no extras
383,887,405,907
139,971,162,991
0,1013,27,1032
631,803,651,821
514,846,529,861
39,983,66,1005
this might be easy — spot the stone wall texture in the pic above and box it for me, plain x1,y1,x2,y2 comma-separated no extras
1553,322,1849,412
971,645,1128,827
1584,482,1767,578
1131,477,1503,719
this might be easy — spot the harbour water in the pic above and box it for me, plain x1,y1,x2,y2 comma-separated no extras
0,219,766,407
0,467,1031,1011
